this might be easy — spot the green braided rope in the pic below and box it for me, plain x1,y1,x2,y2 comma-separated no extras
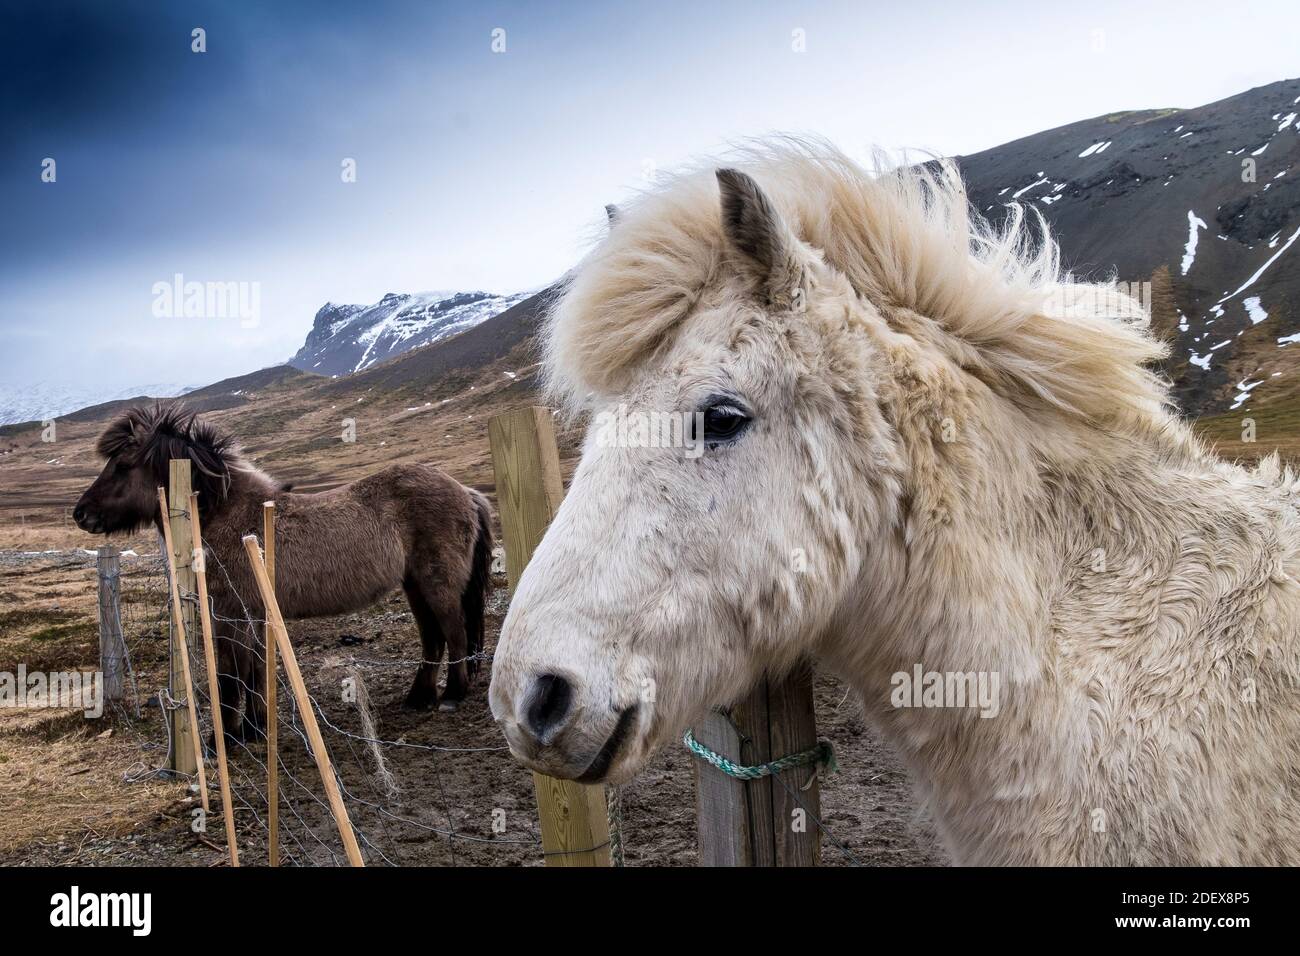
606,785,625,867
683,728,837,780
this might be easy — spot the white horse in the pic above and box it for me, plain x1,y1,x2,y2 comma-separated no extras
488,142,1300,865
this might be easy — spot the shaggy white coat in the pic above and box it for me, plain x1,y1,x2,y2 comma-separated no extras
490,142,1300,865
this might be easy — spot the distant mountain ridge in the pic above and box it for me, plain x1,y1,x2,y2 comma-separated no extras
956,77,1300,416
8,79,1297,430
289,289,530,377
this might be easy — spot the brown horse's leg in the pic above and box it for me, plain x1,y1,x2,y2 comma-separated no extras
239,624,267,741
215,633,246,745
433,598,469,713
402,578,444,710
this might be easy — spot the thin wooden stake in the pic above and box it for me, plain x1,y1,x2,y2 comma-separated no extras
263,500,279,868
189,492,239,867
242,534,364,867
157,486,208,811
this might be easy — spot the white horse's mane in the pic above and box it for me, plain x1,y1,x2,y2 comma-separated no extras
545,139,1171,430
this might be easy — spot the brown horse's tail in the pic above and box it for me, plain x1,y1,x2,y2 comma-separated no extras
462,491,493,677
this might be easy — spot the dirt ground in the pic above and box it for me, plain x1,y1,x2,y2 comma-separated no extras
0,353,947,867
0,546,946,867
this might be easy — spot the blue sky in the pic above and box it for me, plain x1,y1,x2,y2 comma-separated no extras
2,0,1298,389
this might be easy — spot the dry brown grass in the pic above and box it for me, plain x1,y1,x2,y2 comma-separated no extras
0,710,176,854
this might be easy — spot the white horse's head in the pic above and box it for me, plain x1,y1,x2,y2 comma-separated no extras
489,144,1165,784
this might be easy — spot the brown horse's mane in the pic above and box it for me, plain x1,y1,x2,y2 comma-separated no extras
97,402,251,508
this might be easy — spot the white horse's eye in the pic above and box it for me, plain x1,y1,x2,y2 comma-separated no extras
700,403,751,443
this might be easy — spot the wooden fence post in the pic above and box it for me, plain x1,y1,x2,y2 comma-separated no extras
165,461,199,779
96,544,126,706
189,492,240,867
263,501,279,868
242,535,365,867
158,484,207,809
693,661,822,866
488,406,612,867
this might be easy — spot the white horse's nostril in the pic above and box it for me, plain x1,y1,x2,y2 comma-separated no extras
520,673,575,745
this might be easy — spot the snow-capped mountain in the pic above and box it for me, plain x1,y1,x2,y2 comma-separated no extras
957,77,1299,416
0,382,197,426
289,290,530,377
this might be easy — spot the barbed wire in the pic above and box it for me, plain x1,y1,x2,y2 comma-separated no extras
97,537,863,868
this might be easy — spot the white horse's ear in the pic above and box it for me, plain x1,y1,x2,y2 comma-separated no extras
716,168,801,302
605,203,620,226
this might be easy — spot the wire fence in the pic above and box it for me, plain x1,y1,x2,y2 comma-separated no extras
95,538,865,867
188,542,554,866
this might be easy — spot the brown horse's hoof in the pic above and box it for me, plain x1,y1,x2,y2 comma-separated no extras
403,689,438,711
437,700,461,713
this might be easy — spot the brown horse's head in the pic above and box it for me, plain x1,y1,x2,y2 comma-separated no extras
75,403,239,535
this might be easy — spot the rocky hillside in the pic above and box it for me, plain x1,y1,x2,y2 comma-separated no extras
289,290,530,377
958,78,1300,417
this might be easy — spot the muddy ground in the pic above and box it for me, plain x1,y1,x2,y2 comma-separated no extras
0,548,946,867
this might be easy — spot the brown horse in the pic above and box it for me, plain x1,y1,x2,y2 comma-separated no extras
75,403,492,740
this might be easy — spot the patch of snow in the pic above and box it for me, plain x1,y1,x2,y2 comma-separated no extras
1230,378,1264,410
1244,297,1269,325
1012,178,1050,199
1181,210,1208,276
1219,223,1300,302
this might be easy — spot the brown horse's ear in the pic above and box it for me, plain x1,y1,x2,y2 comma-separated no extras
716,168,805,306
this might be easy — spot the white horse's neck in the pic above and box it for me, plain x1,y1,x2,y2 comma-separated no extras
820,409,1291,864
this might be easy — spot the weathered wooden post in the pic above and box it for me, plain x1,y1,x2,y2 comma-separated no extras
165,462,200,781
158,484,207,808
693,663,822,866
96,544,126,706
488,405,612,867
